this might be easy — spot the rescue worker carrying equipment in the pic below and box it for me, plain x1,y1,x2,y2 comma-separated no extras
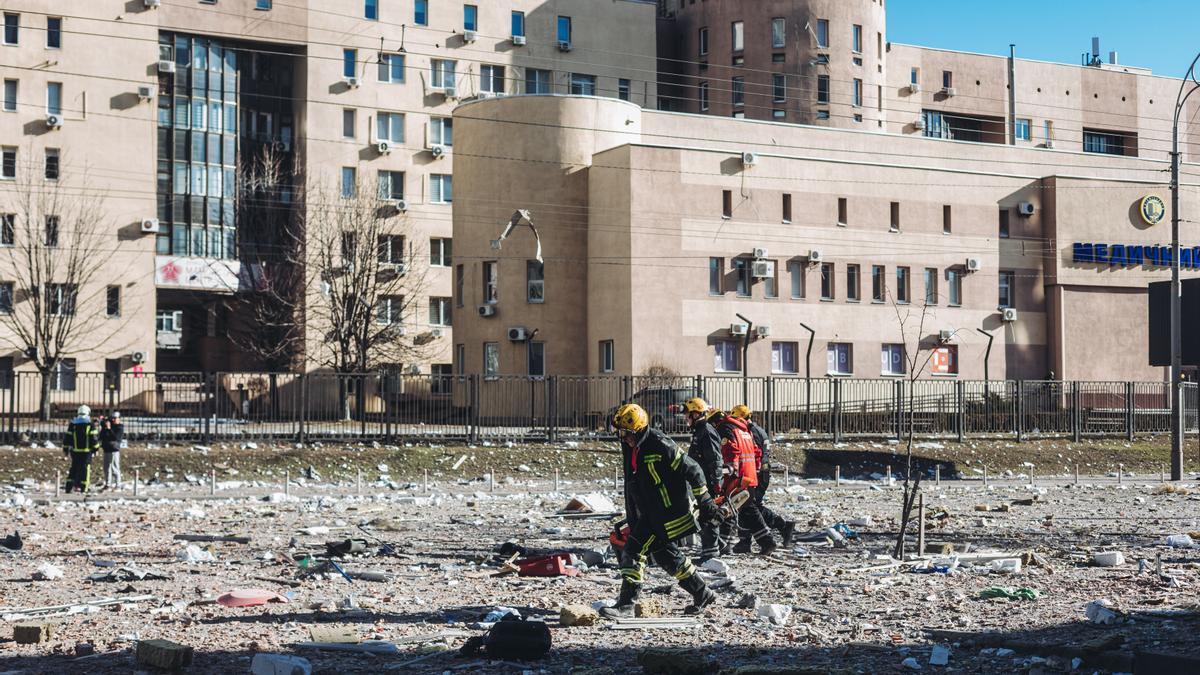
712,409,777,555
63,405,99,494
729,405,795,547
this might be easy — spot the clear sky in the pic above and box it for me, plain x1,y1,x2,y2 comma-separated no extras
888,0,1200,79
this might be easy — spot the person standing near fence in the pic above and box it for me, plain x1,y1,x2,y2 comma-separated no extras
63,405,100,494
99,412,124,490
729,405,795,547
683,397,726,562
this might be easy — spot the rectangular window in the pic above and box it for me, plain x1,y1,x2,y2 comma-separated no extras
881,344,905,376
431,364,453,395
942,70,953,89
852,78,862,107
378,53,404,83
430,117,453,146
376,295,404,324
52,358,76,392
342,109,356,138
734,258,750,297
846,264,860,301
827,343,852,375
44,148,58,180
341,167,356,198
896,266,910,303
618,78,631,101
772,74,786,103
871,265,885,302
820,262,834,300
890,201,900,231
789,261,805,299
570,73,596,95
910,67,920,85
714,341,740,373
771,18,786,48
430,237,452,266
377,234,405,264
431,59,456,89
2,79,14,112
722,189,732,218
699,27,709,56
599,340,615,373
999,270,1014,308
816,19,828,48
999,208,1010,238
365,0,378,20
1084,130,1129,155
526,259,544,303
557,16,572,43
0,281,11,313
946,269,962,306
44,215,59,246
480,64,505,93
3,13,17,45
764,262,777,298
852,24,862,52
484,342,499,377
455,344,465,374
699,81,709,110
464,4,477,31
47,282,75,316
817,74,830,104
943,204,952,234
528,341,545,378
415,0,428,26
731,21,744,51
1015,118,1031,141
525,68,551,94
46,17,61,49
46,82,62,115
924,267,938,305
429,297,451,326
343,49,356,78
0,213,12,245
837,197,847,225
483,260,498,304
771,342,798,374
106,285,121,318
455,263,464,307
709,257,723,295
782,193,792,223
931,345,959,375
255,0,272,8
377,170,404,200
430,174,452,203
512,11,525,37
732,77,745,106
1,147,14,179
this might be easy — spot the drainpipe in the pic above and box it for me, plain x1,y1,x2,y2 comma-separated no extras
1008,44,1017,146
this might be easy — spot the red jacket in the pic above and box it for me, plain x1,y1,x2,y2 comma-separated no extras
715,415,758,494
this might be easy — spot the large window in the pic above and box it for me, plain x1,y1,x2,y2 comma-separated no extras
734,258,750,297
827,343,853,375
714,341,740,373
528,342,546,377
430,238,452,266
377,112,404,143
47,283,77,316
430,174,452,203
846,264,860,301
414,0,428,26
772,342,798,374
924,267,938,305
599,340,615,373
731,21,744,52
816,19,828,48
526,260,544,303
431,60,456,89
377,170,404,201
430,117,452,146
480,65,505,93
709,257,723,295
896,267,910,304
3,13,18,45
570,73,596,96
525,68,551,94
789,261,805,299
732,77,745,107
377,234,405,263
376,295,403,324
484,342,499,377
378,53,404,83
871,265,885,302
429,297,451,326
482,261,498,304
817,75,830,104
881,344,905,376
1083,129,1128,155
946,269,962,306
771,18,786,49
999,270,1015,308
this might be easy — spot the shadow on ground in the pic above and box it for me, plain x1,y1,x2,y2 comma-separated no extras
804,448,959,480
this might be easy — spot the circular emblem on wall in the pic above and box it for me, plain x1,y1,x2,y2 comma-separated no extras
1140,195,1166,226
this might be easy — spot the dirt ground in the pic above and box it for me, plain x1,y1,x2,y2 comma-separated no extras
0,440,1197,674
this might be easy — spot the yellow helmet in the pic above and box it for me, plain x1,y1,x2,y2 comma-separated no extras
612,403,649,432
730,404,752,419
684,397,710,414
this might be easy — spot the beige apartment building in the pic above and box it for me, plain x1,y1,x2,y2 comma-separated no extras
451,0,1200,387
0,0,658,395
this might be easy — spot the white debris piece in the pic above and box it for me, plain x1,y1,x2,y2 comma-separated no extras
756,603,792,626
33,562,63,580
175,544,216,563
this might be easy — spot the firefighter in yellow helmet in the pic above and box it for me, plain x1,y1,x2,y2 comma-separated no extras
729,405,795,548
602,403,720,618
683,397,725,561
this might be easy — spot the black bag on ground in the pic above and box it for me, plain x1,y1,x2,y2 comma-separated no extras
459,618,552,660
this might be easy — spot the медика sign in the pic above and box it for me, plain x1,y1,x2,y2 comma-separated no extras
1072,243,1200,268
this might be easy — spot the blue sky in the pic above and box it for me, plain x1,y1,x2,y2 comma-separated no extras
888,0,1200,78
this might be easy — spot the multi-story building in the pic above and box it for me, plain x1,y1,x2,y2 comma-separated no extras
0,0,658,392
452,0,1200,387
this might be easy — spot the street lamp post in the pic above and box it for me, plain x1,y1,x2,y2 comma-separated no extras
1169,55,1200,481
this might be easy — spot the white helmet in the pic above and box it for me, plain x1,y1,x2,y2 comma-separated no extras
77,405,91,418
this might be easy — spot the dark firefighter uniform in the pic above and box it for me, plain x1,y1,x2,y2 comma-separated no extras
714,412,777,555
734,406,795,547
684,398,724,561
64,411,99,493
602,403,719,618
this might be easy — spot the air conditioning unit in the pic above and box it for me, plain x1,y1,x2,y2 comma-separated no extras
507,326,528,342
430,144,446,159
512,35,527,46
965,257,982,272
1017,202,1036,216
376,140,392,154
140,218,160,234
394,198,409,212
730,323,749,336
131,350,148,364
158,60,176,74
939,329,953,343
558,41,572,52
378,262,408,277
137,85,154,101
752,247,768,259
908,83,920,94
751,260,774,278
755,325,771,338
913,118,926,131
144,0,161,8
742,152,759,166
1001,307,1018,322
942,86,957,97
440,87,458,100
344,76,360,88
478,304,497,317
807,249,823,263
463,30,478,43
45,114,62,129
430,327,444,338
1045,140,1057,149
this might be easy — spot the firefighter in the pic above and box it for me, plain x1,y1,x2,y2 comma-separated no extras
601,403,720,618
63,405,99,494
729,404,795,547
683,397,725,561
712,409,777,555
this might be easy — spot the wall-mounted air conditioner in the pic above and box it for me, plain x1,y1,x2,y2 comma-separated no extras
512,35,527,46
1001,307,1018,322
478,304,497,317
965,257,981,272
730,323,749,336
507,326,528,342
141,218,160,234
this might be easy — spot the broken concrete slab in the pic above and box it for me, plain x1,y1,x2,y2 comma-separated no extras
136,639,194,671
13,623,53,644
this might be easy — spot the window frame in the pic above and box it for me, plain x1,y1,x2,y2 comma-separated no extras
414,0,428,26
698,27,709,56
106,285,121,318
731,20,744,52
846,264,860,302
771,18,786,49
871,265,885,302
1015,117,1032,141
815,19,828,49
342,108,356,138
51,357,77,392
376,294,404,325
527,341,546,378
377,169,404,201
896,266,910,304
924,267,938,305
699,81,709,111
826,342,853,376
731,76,745,107
364,0,378,21
46,16,61,49
511,11,526,38
430,173,453,204
820,262,834,300
463,4,478,31
852,24,863,53
599,340,615,373
946,268,962,307
771,341,799,375
709,257,723,295
772,73,786,103
2,79,15,112
484,342,499,378
340,166,357,198
430,237,452,267
789,261,805,299
714,340,740,373
557,15,572,44
569,73,596,96
430,116,453,146
526,259,545,303
428,297,452,326
3,13,18,46
881,344,905,376
378,53,405,84
482,260,498,304
480,64,505,94
0,281,13,314
998,270,1015,309
44,148,59,181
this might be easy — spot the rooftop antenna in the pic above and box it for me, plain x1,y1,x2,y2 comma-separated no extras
1091,37,1101,66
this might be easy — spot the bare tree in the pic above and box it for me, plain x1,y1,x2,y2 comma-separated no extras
0,153,113,419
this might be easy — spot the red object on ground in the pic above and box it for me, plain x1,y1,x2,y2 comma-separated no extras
216,589,288,607
516,554,580,577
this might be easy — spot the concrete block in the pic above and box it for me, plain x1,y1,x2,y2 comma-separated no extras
136,639,194,670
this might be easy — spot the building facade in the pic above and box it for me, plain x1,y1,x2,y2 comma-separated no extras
0,0,658,392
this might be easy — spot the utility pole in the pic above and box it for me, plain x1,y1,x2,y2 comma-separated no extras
1169,54,1200,480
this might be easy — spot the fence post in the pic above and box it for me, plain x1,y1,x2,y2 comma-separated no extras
546,376,556,443
204,373,213,443
893,379,903,441
468,374,479,444
622,376,633,404
7,371,15,443
1015,380,1024,442
764,377,773,435
298,374,308,444
359,375,368,440
694,375,705,401
1125,381,1135,441
832,378,842,443
955,380,965,443
1071,381,1081,443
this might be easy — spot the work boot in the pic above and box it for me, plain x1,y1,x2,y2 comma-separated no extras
732,539,753,555
778,521,796,547
599,579,640,619
680,574,716,615
756,534,778,556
